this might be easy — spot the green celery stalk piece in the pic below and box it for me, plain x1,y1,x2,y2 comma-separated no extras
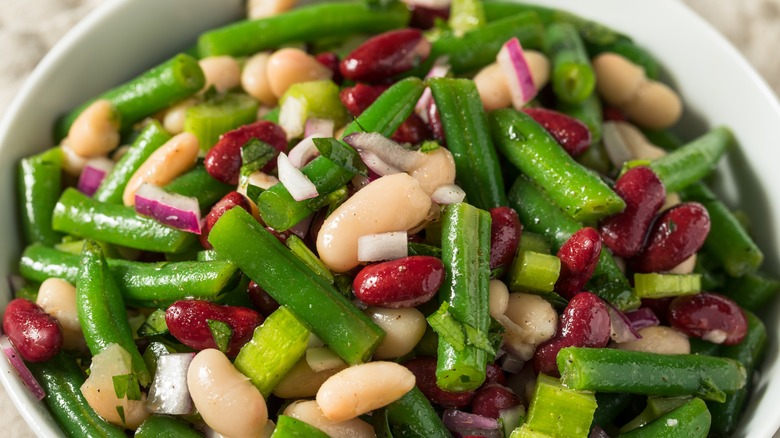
634,273,701,299
512,374,597,438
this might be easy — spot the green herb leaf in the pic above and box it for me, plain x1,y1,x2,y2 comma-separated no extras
112,374,141,400
207,319,233,354
427,302,466,351
408,242,442,258
313,137,367,176
246,183,265,201
137,309,169,337
116,406,126,425
308,185,349,213
240,138,278,176
372,407,394,438
420,140,441,153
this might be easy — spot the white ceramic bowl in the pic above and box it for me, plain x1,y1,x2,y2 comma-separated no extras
1,1,778,437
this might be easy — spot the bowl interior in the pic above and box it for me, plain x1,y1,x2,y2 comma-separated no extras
1,0,778,437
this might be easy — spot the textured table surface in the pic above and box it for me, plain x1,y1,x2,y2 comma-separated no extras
1,0,779,436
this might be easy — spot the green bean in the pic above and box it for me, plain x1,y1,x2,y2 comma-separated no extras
52,188,197,253
558,92,603,144
429,78,507,210
271,415,329,438
20,244,239,308
680,182,763,277
423,12,543,75
436,202,492,392
26,352,126,438
544,22,596,104
557,347,746,402
257,77,424,231
491,109,625,222
592,392,638,429
722,270,780,314
93,120,171,204
619,398,711,438
707,311,766,437
197,1,410,57
507,175,639,310
208,207,384,364
77,241,151,385
649,126,733,193
55,54,205,141
385,387,453,438
18,147,63,246
164,164,233,210
135,415,204,438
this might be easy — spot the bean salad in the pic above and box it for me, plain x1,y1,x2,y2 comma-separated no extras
4,0,776,437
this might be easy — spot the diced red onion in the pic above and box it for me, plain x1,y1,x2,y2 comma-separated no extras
304,118,335,138
590,424,612,438
277,152,319,201
279,96,305,140
602,121,635,169
415,57,451,123
401,0,451,8
625,307,661,331
146,352,195,415
289,214,314,239
134,183,202,234
442,409,502,438
357,150,403,177
343,132,423,172
287,136,320,169
431,184,466,205
497,37,537,109
0,335,45,401
606,301,642,343
357,231,408,262
500,352,526,374
77,157,114,197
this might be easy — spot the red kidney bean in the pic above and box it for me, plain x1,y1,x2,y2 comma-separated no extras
523,107,592,156
391,113,432,145
353,256,444,308
599,166,666,258
403,356,474,408
339,83,389,117
602,106,627,122
631,202,710,273
555,227,602,300
668,292,747,345
484,363,506,386
340,29,431,83
165,300,263,357
409,5,450,29
489,207,523,271
200,191,253,249
532,292,610,377
315,52,342,85
204,120,287,185
247,280,280,317
471,384,522,419
2,298,63,362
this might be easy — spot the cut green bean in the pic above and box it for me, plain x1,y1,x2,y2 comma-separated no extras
184,93,258,153
135,415,204,438
707,311,766,437
286,235,334,284
52,188,197,253
557,347,746,402
257,77,425,231
234,306,310,397
558,92,603,144
592,392,638,429
680,182,763,277
507,175,638,310
208,207,384,364
93,120,171,204
18,147,63,246
507,249,561,293
55,54,205,141
20,244,239,308
619,398,711,438
77,241,151,385
620,396,691,433
271,415,329,438
649,127,733,193
197,1,410,57
634,273,701,299
436,202,492,392
164,164,233,210
491,109,625,222
429,78,507,210
27,352,126,438
722,270,780,314
511,373,597,438
385,386,452,438
544,22,596,104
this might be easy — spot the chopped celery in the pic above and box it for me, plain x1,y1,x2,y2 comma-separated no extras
279,80,349,138
184,93,258,152
634,273,701,299
511,374,597,438
449,0,487,36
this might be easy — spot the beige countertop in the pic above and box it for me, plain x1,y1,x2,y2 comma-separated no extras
1,0,778,436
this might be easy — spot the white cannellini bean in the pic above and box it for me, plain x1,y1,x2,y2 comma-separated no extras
274,358,347,399
316,361,415,422
593,53,646,106
498,292,558,360
489,279,510,319
661,192,682,212
364,307,427,360
80,343,150,429
60,143,90,176
613,121,667,161
64,99,121,158
284,400,376,438
617,326,690,355
474,63,512,111
668,253,697,275
163,98,198,134
199,56,242,94
316,173,432,272
622,80,682,130
248,0,298,19
187,349,268,438
36,278,85,351
242,52,278,107
122,132,199,206
408,147,457,196
266,48,333,99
